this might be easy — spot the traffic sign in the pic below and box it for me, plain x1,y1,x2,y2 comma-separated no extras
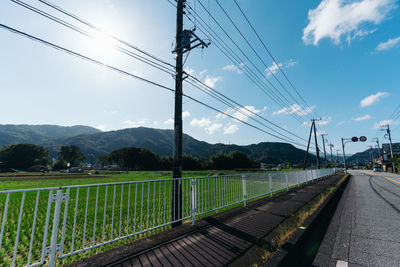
351,136,359,142
359,136,367,142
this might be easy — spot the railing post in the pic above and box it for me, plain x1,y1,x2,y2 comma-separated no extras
242,175,247,207
269,174,273,197
296,171,300,187
48,190,67,267
191,179,197,225
285,173,289,191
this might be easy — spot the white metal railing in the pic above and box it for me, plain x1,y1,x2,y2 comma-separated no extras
0,168,338,266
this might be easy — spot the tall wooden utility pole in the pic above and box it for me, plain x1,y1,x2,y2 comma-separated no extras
313,120,321,169
172,0,209,226
329,144,334,165
303,120,314,170
321,133,327,165
172,0,185,226
386,124,395,173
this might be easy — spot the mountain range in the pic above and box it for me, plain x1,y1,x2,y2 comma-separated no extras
0,124,319,165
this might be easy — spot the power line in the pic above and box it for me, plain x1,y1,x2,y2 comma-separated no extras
37,0,175,69
11,0,176,76
232,0,314,113
214,0,309,116
13,0,312,148
231,0,334,145
185,2,308,125
0,23,309,147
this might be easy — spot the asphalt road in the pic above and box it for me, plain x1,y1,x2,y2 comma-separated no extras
314,170,400,267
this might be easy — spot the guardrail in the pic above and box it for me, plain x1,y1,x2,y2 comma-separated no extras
0,168,337,266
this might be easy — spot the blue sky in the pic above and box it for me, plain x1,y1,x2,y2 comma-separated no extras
0,0,399,154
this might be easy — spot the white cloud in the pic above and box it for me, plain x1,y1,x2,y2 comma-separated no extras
318,117,332,126
354,114,372,121
376,36,400,51
190,117,211,128
266,59,298,77
273,104,315,116
96,125,106,131
360,92,388,107
303,0,396,45
199,69,208,78
164,118,174,125
223,63,244,74
190,117,222,134
316,131,327,136
304,117,332,126
224,124,239,134
184,67,195,76
182,111,191,119
336,121,347,126
373,119,400,129
123,119,147,128
204,75,221,88
206,123,222,134
266,62,282,77
218,106,266,122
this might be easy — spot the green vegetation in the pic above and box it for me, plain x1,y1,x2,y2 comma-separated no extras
102,148,258,171
0,144,49,171
54,145,86,169
0,169,299,265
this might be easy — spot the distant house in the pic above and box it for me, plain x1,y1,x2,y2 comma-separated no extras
68,167,84,173
381,143,400,172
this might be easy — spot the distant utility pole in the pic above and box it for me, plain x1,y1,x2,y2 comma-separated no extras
329,144,334,165
172,0,209,226
313,120,321,169
341,138,347,173
320,133,327,164
336,149,340,167
303,119,320,170
386,124,395,173
303,119,314,170
368,145,373,168
373,137,381,159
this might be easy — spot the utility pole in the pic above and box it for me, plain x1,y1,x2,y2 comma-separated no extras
368,145,373,169
336,149,340,167
313,120,321,169
172,0,185,227
303,120,314,170
386,124,395,173
321,134,327,165
341,138,347,173
172,0,209,226
329,144,334,166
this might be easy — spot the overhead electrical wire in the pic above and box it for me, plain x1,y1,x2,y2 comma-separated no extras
196,0,308,124
12,0,306,147
214,0,308,113
184,2,308,125
228,0,334,145
0,23,311,148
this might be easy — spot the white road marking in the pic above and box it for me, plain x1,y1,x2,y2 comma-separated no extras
336,260,348,267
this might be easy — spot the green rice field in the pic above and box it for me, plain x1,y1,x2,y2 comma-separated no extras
0,169,316,266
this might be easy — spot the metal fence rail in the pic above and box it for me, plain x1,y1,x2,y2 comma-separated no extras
0,168,337,266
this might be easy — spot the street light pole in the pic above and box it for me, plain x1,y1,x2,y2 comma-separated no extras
341,138,347,173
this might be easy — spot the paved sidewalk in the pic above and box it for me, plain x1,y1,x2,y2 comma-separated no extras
70,173,343,267
314,170,400,267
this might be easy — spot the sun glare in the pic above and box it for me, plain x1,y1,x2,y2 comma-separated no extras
86,29,117,62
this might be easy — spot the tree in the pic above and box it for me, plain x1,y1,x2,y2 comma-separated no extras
0,143,49,170
57,145,86,167
229,151,258,169
210,152,232,170
97,155,110,168
108,147,140,169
